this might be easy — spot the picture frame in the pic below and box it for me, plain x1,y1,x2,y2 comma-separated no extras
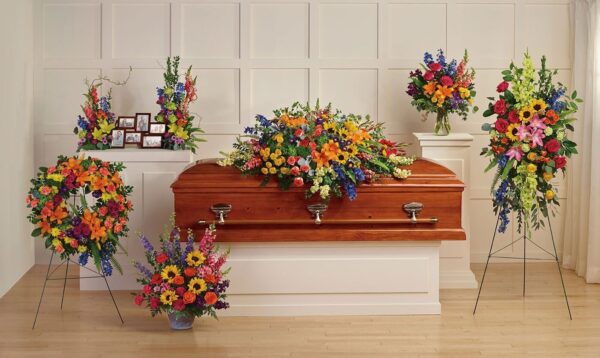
149,123,166,134
125,132,142,144
135,113,151,132
141,135,163,148
118,116,136,130
110,129,125,148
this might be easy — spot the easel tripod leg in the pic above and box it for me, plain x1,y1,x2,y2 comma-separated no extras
473,214,501,315
523,222,527,297
60,258,69,310
547,217,572,320
102,271,124,324
32,251,54,329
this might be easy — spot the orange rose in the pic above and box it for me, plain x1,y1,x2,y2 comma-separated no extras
172,275,184,285
183,291,196,304
204,274,218,284
204,292,218,305
184,267,196,277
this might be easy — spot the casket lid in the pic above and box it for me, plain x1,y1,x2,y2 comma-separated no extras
171,158,464,193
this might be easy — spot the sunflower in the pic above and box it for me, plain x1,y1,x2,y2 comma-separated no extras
323,121,337,133
336,152,349,164
160,289,178,305
519,107,534,122
530,99,547,113
160,265,181,283
347,145,358,156
506,123,520,141
185,250,206,267
188,277,207,294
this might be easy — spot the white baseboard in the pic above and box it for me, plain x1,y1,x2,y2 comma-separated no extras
222,301,441,316
440,270,478,289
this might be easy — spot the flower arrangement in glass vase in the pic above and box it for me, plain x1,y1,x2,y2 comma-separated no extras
480,52,582,233
133,217,229,330
155,56,205,152
406,49,478,135
218,101,415,201
26,155,133,275
74,72,130,150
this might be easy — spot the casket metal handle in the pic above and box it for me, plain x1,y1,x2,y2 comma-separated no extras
307,203,327,225
210,203,232,224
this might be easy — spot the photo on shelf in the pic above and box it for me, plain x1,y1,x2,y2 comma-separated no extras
118,116,136,129
141,135,162,148
125,132,142,144
149,123,166,134
111,129,125,148
136,113,151,132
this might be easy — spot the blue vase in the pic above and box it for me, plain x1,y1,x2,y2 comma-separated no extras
167,312,195,330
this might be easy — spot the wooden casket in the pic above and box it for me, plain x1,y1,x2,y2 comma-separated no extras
171,158,465,316
172,158,465,242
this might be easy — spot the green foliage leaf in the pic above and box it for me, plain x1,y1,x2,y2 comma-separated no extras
31,227,42,237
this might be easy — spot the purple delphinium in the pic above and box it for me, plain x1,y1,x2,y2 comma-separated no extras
139,235,154,253
134,261,153,279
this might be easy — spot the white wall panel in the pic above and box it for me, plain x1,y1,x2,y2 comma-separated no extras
387,4,446,62
181,3,239,59
319,69,378,117
109,68,163,117
250,69,309,118
43,3,101,59
449,4,515,68
112,3,170,59
41,69,100,129
319,3,378,59
195,68,240,127
250,3,309,59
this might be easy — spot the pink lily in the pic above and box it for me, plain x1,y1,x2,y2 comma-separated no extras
529,129,545,148
516,125,530,141
506,146,524,162
528,115,546,131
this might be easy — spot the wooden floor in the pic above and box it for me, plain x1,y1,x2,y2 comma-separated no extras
1,263,599,357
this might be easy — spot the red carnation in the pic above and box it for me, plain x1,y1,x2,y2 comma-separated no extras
544,139,561,153
150,297,160,310
423,71,434,81
554,155,567,169
134,295,143,306
494,99,507,115
173,299,186,311
428,62,442,72
151,274,162,285
496,81,509,92
440,76,454,87
175,286,186,297
508,110,520,123
143,285,152,294
495,118,509,133
155,252,168,264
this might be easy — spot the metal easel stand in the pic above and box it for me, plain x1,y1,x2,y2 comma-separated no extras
32,251,124,329
472,212,572,320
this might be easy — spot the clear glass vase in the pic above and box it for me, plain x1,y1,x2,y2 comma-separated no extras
167,312,195,330
433,111,451,136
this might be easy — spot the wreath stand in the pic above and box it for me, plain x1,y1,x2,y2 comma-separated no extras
32,251,124,329
472,212,572,319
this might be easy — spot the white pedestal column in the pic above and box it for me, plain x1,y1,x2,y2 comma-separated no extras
79,149,193,290
413,133,477,289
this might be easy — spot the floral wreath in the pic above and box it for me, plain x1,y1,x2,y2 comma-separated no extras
26,155,133,275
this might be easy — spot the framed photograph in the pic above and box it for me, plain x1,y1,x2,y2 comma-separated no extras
125,132,142,144
118,116,136,129
141,135,163,148
149,123,166,134
110,129,125,148
135,113,151,132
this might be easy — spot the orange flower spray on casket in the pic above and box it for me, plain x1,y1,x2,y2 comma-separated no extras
481,53,582,233
133,216,229,320
218,101,415,201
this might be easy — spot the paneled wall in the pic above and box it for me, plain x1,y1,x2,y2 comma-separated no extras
34,0,572,263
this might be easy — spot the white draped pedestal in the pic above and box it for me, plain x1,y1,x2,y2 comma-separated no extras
414,133,477,289
80,149,193,290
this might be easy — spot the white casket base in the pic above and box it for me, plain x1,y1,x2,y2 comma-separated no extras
221,241,440,316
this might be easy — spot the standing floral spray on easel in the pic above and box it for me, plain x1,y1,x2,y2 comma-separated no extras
74,71,130,151
155,56,205,152
480,52,582,233
407,49,478,135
